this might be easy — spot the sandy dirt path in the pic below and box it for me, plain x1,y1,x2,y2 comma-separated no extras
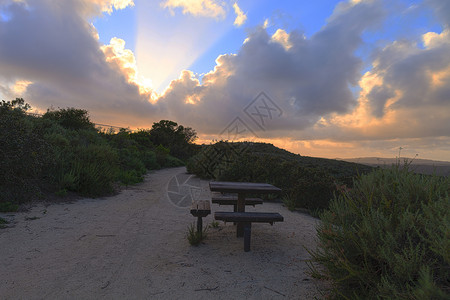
0,167,326,299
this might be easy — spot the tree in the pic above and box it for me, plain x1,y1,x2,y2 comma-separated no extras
43,107,95,131
149,120,198,160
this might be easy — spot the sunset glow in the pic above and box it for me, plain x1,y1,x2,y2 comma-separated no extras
1,0,449,161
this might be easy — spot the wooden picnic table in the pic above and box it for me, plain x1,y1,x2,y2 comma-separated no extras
209,181,282,237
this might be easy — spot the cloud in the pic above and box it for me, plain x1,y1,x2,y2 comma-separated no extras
101,37,155,97
158,0,385,135
425,0,450,28
0,0,155,125
161,0,226,19
1,0,450,160
232,2,246,27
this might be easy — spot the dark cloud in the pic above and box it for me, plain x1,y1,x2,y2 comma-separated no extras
426,0,450,27
0,0,156,124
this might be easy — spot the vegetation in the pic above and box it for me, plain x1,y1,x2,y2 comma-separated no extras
187,141,373,211
0,217,8,229
186,222,208,246
309,165,450,299
0,98,197,210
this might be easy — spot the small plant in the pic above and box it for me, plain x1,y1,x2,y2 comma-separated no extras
0,217,9,228
55,188,68,197
282,193,297,211
211,221,220,228
0,202,19,212
187,222,208,246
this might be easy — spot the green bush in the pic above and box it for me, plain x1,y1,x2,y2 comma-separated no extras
67,144,119,196
0,99,51,203
42,107,95,131
164,155,185,168
0,201,19,212
118,170,143,186
309,166,450,299
139,150,161,170
187,141,367,211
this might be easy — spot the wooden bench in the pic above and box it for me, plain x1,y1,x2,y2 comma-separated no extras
190,200,211,233
214,212,284,252
211,196,263,212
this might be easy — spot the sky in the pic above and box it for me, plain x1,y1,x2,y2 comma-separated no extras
1,0,450,161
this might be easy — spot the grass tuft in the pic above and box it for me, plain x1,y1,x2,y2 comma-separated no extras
187,222,208,246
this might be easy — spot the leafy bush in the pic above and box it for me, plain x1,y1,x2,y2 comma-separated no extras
1,99,194,204
187,141,371,211
67,144,119,196
0,202,19,212
0,99,51,204
42,107,95,131
149,120,199,160
309,166,450,299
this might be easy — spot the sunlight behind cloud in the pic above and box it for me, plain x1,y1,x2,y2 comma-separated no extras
135,1,232,93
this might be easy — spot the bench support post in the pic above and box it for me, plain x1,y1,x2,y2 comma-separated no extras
243,222,251,252
236,193,246,237
197,216,203,233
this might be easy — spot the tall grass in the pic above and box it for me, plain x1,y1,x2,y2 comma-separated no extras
309,165,450,299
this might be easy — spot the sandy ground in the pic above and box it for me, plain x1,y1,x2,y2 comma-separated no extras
0,167,327,299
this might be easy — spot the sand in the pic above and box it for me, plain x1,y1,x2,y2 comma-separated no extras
0,167,326,299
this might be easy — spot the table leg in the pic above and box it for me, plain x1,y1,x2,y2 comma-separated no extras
236,192,245,237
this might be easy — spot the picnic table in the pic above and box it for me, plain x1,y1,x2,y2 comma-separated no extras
209,181,282,241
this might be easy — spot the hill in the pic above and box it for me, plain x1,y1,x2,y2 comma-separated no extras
187,142,374,211
339,157,450,176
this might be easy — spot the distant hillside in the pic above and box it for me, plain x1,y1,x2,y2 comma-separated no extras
187,142,374,210
339,157,450,176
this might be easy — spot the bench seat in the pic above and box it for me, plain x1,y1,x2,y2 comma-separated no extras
190,200,211,233
214,211,284,252
214,211,283,223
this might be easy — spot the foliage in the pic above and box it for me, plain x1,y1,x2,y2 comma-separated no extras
0,217,8,229
0,202,19,212
0,99,51,204
187,141,372,211
187,222,208,246
42,107,95,131
1,99,194,208
282,193,297,211
309,166,450,299
149,120,199,160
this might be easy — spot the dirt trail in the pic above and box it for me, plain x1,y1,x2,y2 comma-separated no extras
0,167,326,299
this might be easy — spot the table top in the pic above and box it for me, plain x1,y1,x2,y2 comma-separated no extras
209,181,281,194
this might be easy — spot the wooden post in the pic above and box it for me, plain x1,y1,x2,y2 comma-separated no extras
197,216,203,234
244,222,251,252
236,193,245,237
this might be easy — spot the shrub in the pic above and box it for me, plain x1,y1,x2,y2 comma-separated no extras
0,202,19,212
118,170,143,186
155,144,170,166
139,150,161,170
149,120,198,160
309,166,450,299
0,99,51,203
164,155,185,168
42,107,95,131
